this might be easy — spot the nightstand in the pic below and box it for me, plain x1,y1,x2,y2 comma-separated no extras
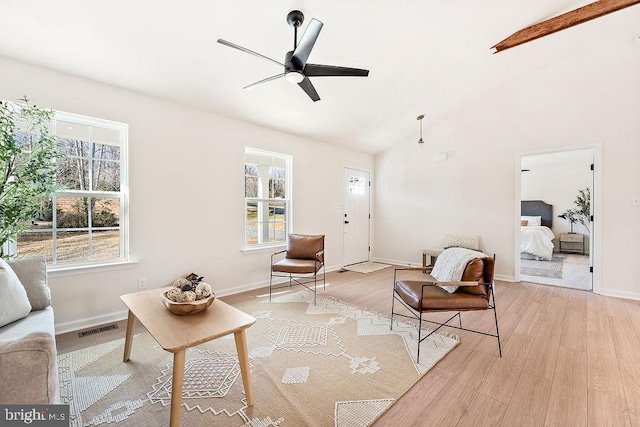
560,233,584,254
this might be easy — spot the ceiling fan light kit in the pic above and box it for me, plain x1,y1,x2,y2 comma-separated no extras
217,10,369,102
285,71,305,84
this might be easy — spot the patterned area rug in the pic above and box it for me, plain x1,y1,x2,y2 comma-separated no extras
343,261,392,274
58,291,458,426
520,256,565,278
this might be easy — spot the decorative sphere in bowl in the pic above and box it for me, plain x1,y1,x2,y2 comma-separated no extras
161,290,215,315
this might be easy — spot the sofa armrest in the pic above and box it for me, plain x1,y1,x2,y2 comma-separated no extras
7,258,50,311
0,332,59,404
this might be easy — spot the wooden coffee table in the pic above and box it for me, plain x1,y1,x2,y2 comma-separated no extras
120,287,256,427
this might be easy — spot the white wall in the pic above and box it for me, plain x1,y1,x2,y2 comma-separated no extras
374,37,640,300
0,57,374,333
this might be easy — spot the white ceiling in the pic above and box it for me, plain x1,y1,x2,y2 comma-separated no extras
1,1,638,154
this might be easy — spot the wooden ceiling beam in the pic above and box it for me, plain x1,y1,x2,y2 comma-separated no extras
491,0,640,53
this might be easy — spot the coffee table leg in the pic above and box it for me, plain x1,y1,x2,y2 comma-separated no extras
234,330,253,406
123,310,136,362
170,349,186,427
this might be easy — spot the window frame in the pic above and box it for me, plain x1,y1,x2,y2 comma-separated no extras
243,147,292,250
12,111,129,269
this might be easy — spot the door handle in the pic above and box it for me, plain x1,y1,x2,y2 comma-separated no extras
344,221,350,224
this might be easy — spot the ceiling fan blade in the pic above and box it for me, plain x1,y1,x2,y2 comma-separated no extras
291,18,323,69
243,73,286,90
304,64,369,77
217,39,284,67
298,77,320,102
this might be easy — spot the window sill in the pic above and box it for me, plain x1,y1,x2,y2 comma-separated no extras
48,260,139,278
240,244,286,254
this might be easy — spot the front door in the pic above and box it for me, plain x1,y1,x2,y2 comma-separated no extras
343,168,370,266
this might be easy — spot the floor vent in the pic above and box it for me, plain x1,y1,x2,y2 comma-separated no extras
78,324,118,338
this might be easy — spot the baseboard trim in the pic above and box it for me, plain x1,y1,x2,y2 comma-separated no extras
372,257,421,268
214,263,342,297
55,263,344,335
594,288,640,301
55,309,129,335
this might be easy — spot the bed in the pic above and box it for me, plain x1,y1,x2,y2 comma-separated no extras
521,200,555,261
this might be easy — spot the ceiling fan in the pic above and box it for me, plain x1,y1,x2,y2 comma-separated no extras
217,10,369,102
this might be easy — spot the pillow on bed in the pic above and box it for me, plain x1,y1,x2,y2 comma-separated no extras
521,216,542,227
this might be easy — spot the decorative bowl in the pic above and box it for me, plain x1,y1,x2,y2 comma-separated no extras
161,291,215,315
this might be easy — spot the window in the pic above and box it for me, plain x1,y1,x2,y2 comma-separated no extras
244,148,291,247
16,112,128,267
348,174,366,196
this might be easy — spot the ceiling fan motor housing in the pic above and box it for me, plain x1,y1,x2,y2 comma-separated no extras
284,50,304,83
285,51,302,71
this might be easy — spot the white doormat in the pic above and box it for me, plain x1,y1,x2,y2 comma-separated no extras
343,261,391,274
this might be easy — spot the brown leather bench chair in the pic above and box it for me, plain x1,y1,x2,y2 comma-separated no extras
270,234,325,304
391,255,501,362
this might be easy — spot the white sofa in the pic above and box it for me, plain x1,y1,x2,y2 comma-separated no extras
0,257,59,404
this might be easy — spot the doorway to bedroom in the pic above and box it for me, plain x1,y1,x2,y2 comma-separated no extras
519,149,594,291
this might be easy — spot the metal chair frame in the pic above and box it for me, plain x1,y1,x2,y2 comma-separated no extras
390,264,502,363
270,249,325,305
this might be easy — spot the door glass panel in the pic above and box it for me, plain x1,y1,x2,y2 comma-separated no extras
348,175,366,195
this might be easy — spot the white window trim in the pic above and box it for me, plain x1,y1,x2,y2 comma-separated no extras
243,147,292,250
48,259,138,278
11,111,129,269
240,243,286,254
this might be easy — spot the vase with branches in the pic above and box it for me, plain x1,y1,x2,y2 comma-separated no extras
0,96,62,258
558,188,591,234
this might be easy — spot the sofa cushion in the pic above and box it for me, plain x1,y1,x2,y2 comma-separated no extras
0,258,32,327
0,306,55,344
7,258,50,310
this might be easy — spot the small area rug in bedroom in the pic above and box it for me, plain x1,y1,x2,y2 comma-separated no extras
58,291,458,426
520,256,564,279
343,261,391,274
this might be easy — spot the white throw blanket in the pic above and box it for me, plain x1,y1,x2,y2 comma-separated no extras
431,247,487,293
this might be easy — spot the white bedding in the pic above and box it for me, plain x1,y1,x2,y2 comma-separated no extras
521,226,555,261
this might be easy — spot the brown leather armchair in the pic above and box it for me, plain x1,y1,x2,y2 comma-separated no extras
270,234,325,304
391,255,501,362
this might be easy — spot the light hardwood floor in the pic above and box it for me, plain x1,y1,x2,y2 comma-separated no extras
56,266,640,426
